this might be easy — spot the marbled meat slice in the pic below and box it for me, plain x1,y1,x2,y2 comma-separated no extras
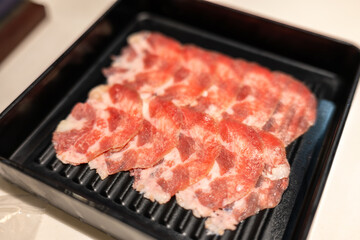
131,107,220,204
105,31,182,99
52,84,143,165
176,119,264,217
158,45,216,106
106,32,217,106
205,130,290,235
193,58,282,130
191,55,247,120
221,62,282,128
88,97,182,178
262,72,317,145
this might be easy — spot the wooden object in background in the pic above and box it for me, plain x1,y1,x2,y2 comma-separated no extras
0,1,46,63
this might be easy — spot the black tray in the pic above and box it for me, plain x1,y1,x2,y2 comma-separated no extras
1,1,360,239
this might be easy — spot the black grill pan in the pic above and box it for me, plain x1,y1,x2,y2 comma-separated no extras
1,1,360,239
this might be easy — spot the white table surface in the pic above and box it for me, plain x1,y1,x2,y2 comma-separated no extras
1,0,360,239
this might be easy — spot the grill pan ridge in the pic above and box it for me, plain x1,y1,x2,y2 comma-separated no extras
1,1,360,239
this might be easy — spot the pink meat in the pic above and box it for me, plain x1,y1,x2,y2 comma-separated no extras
52,84,143,165
105,32,215,106
262,72,317,145
105,31,182,94
191,54,247,119
176,119,265,217
192,57,283,130
205,129,290,235
88,97,182,178
131,107,220,203
222,62,283,128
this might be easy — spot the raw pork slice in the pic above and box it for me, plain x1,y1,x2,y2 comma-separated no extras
106,32,216,106
205,130,290,235
105,31,183,99
52,84,143,165
176,119,264,217
191,55,247,119
262,72,317,145
193,58,282,130
89,97,182,178
222,62,282,128
131,107,220,204
158,45,216,106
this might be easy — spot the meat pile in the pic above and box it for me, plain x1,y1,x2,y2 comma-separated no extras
52,31,317,235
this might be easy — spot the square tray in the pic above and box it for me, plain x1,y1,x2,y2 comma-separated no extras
1,1,360,239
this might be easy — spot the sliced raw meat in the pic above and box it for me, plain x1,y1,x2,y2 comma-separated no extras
176,119,264,217
89,97,182,178
158,46,216,106
262,72,317,145
191,56,247,120
52,84,143,165
131,107,220,204
159,45,215,106
52,31,318,236
193,59,282,130
205,130,290,235
106,32,218,106
221,62,282,128
106,31,182,99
